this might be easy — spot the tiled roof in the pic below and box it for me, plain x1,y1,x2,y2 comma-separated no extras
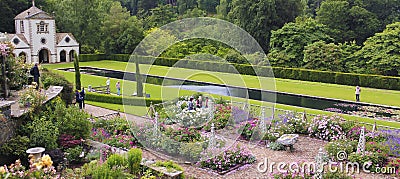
14,6,53,20
6,34,29,45
56,33,78,44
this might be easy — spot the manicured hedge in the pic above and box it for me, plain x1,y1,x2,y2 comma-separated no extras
85,92,163,106
79,54,400,90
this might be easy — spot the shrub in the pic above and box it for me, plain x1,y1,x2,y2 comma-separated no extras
179,142,204,161
347,127,387,143
46,98,92,139
41,70,74,104
308,115,345,141
348,151,388,172
58,134,82,149
0,135,30,156
91,163,127,179
106,154,126,168
65,146,84,163
28,116,59,149
127,148,142,174
268,142,285,151
325,139,357,161
85,92,162,106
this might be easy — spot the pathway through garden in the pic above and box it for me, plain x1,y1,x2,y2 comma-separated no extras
84,104,391,179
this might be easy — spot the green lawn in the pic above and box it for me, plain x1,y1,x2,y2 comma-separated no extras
43,61,400,129
44,61,400,107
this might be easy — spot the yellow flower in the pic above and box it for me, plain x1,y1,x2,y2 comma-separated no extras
0,166,5,174
41,155,53,167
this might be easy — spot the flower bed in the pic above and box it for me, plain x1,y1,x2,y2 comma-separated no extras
308,115,345,141
199,144,256,174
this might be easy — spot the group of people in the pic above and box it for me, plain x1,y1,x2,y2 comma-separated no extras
188,96,209,110
106,77,121,96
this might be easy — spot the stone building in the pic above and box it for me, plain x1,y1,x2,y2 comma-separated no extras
5,2,79,64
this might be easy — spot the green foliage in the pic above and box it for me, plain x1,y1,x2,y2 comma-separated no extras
325,139,357,161
179,142,204,161
74,52,81,90
316,0,380,44
144,4,178,29
41,70,74,104
85,92,162,106
127,148,142,174
106,154,126,168
0,135,30,156
348,151,388,172
91,163,128,179
153,160,184,171
46,98,92,139
269,17,333,67
354,22,400,76
28,116,59,150
268,142,285,151
135,56,143,97
228,0,304,52
65,146,84,163
102,2,144,54
6,56,29,90
303,41,344,71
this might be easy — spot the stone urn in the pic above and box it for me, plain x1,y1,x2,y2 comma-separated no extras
26,147,45,160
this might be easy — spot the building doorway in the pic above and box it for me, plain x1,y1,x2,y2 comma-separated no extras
69,50,76,62
39,49,49,63
60,50,66,62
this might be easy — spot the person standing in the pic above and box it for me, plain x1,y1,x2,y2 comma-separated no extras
80,87,86,109
116,81,121,96
30,63,40,90
188,97,194,110
75,90,83,109
355,86,361,102
106,78,110,94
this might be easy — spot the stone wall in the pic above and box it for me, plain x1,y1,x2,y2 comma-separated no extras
0,103,18,145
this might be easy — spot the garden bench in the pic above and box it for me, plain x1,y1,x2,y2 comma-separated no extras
276,134,299,152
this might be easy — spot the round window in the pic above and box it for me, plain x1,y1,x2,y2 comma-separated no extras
65,37,70,43
41,38,46,44
13,38,20,45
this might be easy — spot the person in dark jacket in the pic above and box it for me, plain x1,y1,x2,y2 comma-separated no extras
75,90,83,109
80,87,86,109
30,63,40,90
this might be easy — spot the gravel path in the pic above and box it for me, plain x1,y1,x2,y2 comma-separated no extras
85,104,397,179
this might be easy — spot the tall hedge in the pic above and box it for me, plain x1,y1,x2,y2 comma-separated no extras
79,54,400,90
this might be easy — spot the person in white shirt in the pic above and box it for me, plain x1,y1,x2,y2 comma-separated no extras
355,86,361,102
106,78,110,94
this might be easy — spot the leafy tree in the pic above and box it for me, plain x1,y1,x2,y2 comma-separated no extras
316,0,380,44
228,0,304,52
144,4,178,29
73,52,81,90
138,0,158,12
215,0,231,19
101,2,144,54
118,0,139,15
135,57,143,97
362,0,400,30
182,7,207,18
141,28,178,56
339,41,361,73
303,41,344,71
46,0,113,53
355,22,400,76
268,17,333,67
198,0,219,13
177,0,197,14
